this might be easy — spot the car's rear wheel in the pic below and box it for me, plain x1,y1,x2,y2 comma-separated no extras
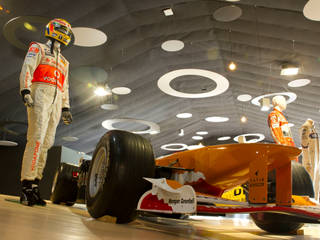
250,161,314,234
86,130,155,223
50,163,79,206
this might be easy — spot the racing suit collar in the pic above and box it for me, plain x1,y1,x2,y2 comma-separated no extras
46,40,61,53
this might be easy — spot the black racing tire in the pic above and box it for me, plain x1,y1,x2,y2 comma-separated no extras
50,163,79,205
250,161,314,234
85,130,155,224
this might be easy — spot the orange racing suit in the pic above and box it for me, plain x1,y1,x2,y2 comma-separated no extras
19,41,70,181
268,108,295,147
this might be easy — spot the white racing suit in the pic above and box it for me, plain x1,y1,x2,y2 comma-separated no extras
20,41,70,181
300,120,320,201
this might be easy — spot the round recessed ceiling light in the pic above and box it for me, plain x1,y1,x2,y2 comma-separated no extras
101,119,160,135
192,136,203,140
62,136,79,142
161,40,184,52
226,0,240,2
288,79,311,88
0,140,18,146
196,131,208,135
205,116,229,122
187,144,205,150
217,136,231,141
213,5,242,22
158,69,229,98
112,87,131,95
251,92,297,107
3,16,50,50
100,104,118,110
303,0,320,21
73,27,107,47
233,133,265,143
237,94,252,102
176,113,192,119
161,143,188,151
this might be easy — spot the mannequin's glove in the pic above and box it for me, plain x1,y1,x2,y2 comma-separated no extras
21,89,34,107
62,108,73,125
24,94,34,107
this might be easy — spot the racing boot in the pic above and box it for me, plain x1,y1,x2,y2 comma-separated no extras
32,179,47,206
20,180,36,206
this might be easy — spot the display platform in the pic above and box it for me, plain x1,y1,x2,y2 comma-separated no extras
0,194,319,240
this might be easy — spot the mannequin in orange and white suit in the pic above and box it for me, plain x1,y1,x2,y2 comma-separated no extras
300,119,319,201
268,95,296,149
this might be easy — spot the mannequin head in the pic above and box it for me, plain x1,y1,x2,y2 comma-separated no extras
303,118,314,127
272,95,287,111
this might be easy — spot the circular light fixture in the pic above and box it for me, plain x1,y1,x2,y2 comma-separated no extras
73,27,107,47
187,144,204,150
112,87,131,95
192,136,203,140
94,87,110,97
161,143,188,151
233,133,265,143
237,94,252,102
161,40,184,52
251,92,297,107
0,140,18,146
100,104,118,110
303,0,320,21
62,136,79,142
205,116,229,122
240,116,247,123
288,79,311,88
176,113,192,119
158,69,229,98
228,61,237,71
3,16,50,50
288,123,295,128
226,0,240,2
101,119,160,135
213,5,242,22
196,131,208,135
150,130,160,135
217,136,231,141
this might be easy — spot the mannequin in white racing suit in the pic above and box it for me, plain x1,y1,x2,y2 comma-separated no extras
19,18,73,206
300,119,320,202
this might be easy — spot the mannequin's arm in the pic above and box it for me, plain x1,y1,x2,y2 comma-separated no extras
268,112,283,144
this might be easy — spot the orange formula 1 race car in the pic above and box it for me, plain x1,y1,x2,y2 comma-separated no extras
51,130,320,234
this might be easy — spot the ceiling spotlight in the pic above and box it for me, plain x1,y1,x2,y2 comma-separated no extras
24,22,36,31
260,97,270,112
176,113,192,119
163,8,174,16
94,84,111,97
240,116,247,123
192,136,203,140
178,129,184,136
228,61,237,71
280,64,299,76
